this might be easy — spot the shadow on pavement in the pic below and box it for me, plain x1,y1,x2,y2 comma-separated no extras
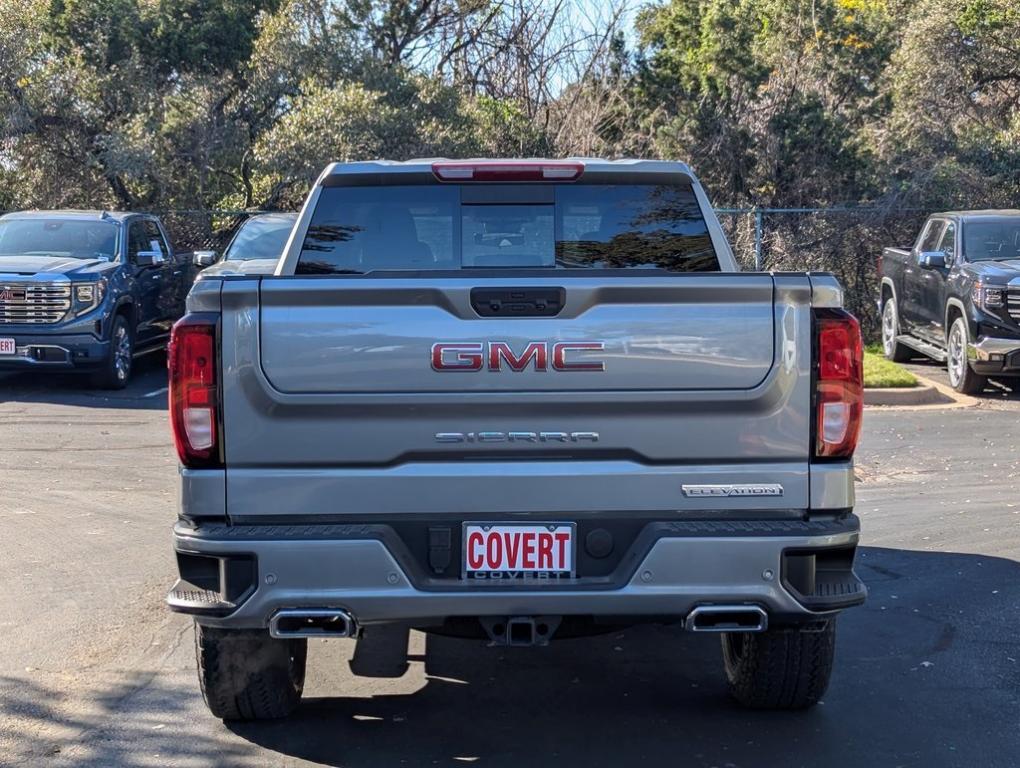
904,355,1020,403
0,672,253,767
0,352,168,410
3,547,1017,766
225,546,1020,768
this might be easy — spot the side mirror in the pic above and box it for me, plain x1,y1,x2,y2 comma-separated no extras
134,250,163,267
193,250,217,268
918,250,947,269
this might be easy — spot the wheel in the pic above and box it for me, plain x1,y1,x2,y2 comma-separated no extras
92,314,133,389
721,620,835,710
881,296,911,362
195,623,307,721
946,317,986,394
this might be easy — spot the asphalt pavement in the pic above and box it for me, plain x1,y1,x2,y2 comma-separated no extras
902,355,1020,404
1,359,1019,768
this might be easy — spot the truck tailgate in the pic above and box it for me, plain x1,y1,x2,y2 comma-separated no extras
221,274,814,519
258,275,774,393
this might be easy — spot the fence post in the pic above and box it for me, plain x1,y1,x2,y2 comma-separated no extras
754,207,763,271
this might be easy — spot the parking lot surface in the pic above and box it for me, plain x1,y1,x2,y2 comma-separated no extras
2,361,1019,767
903,356,1020,405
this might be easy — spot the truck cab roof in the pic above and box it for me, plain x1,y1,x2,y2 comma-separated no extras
318,158,699,186
928,210,1020,220
0,210,139,224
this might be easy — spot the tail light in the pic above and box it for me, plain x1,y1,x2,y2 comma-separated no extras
169,313,221,468
431,161,584,182
814,309,863,459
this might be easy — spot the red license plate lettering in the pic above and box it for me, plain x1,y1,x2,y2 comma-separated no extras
463,524,573,577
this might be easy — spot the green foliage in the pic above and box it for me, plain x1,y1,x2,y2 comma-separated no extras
883,0,1020,208
248,74,480,207
0,0,1016,228
863,348,917,388
47,0,145,67
470,97,551,157
635,0,901,206
154,0,283,76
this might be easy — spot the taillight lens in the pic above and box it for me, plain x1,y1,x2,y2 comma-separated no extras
814,309,863,459
431,161,584,182
169,313,221,468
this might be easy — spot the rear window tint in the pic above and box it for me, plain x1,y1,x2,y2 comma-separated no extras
298,184,719,274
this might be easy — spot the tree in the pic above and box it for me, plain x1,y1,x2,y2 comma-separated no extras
880,0,1020,208
634,0,899,206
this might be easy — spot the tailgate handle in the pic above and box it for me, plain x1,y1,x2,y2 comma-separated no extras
471,287,565,317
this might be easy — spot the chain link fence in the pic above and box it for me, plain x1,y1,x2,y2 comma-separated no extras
718,207,928,338
155,210,274,254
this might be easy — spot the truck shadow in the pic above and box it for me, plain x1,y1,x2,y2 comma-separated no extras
904,355,1020,402
0,352,169,410
2,546,1016,766
0,672,254,767
227,546,1020,768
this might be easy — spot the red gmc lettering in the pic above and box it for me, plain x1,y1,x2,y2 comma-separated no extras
432,341,605,372
431,343,484,371
488,341,547,371
552,342,606,371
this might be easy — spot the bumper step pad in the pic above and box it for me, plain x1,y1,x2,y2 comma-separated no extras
167,579,240,617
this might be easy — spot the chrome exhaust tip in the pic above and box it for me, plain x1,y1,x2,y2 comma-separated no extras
685,605,768,633
269,609,357,639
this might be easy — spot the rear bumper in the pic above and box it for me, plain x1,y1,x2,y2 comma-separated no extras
0,333,109,370
168,516,865,629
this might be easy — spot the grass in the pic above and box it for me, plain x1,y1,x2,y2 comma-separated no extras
863,344,918,388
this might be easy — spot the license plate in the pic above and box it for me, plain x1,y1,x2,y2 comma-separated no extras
0,338,15,356
463,523,575,580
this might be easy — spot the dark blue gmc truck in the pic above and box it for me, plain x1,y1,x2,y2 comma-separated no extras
879,210,1020,393
0,210,195,388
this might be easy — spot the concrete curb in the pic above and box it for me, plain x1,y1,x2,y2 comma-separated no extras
864,384,948,406
864,372,979,410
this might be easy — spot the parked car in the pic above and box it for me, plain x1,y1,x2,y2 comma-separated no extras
879,210,1020,393
166,159,866,719
0,210,197,388
194,212,297,277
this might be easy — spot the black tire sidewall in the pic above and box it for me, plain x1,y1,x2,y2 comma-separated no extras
195,623,306,721
721,621,836,710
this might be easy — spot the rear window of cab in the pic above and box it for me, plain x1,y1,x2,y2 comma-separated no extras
297,184,719,274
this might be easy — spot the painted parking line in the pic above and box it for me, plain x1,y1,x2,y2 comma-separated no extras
143,387,168,398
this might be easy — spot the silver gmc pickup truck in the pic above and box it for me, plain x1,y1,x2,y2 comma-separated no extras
166,159,866,720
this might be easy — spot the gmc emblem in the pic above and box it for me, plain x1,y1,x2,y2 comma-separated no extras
431,341,606,372
0,287,27,302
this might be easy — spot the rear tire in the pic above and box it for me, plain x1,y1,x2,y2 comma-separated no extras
881,296,911,362
946,317,986,395
721,620,835,710
195,623,307,721
92,314,133,389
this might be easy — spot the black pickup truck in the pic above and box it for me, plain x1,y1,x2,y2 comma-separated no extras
0,210,197,388
879,210,1020,393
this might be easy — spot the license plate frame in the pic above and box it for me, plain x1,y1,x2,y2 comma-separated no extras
461,522,577,580
0,338,16,356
